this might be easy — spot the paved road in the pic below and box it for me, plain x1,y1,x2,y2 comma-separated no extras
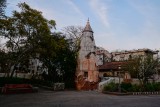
0,89,160,107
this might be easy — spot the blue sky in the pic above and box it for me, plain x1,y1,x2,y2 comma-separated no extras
4,0,160,52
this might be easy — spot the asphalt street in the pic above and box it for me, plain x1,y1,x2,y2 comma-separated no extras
0,89,160,107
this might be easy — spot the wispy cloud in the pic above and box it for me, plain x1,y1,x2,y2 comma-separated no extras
6,0,86,30
127,0,160,50
89,0,109,28
67,0,86,19
128,0,158,20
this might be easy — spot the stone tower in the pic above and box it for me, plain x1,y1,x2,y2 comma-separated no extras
75,19,99,90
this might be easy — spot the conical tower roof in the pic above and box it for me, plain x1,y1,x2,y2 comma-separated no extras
83,19,93,33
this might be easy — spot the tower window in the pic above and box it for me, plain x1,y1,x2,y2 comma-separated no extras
84,72,88,78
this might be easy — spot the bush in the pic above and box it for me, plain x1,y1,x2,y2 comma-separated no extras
152,82,160,91
121,82,132,92
144,83,155,92
0,77,54,87
130,84,141,92
0,77,30,87
29,79,54,87
102,81,160,92
103,82,118,92
144,83,160,92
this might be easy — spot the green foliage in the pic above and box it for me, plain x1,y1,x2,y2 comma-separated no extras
0,77,54,87
143,83,160,92
0,2,77,88
29,79,54,87
38,33,77,88
153,83,160,91
144,83,155,92
121,82,132,92
129,84,141,92
103,81,160,92
130,83,160,92
0,50,9,73
0,77,29,87
1,2,56,77
62,26,83,52
126,55,159,86
103,82,118,92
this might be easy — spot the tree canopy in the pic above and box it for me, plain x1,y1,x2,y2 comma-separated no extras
62,26,83,52
1,2,56,76
126,55,159,86
0,2,77,88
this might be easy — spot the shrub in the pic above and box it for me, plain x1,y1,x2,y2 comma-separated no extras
0,77,54,87
29,79,54,87
144,83,155,92
144,82,160,92
0,77,29,87
102,81,160,92
103,82,118,92
153,82,160,91
130,84,140,92
121,82,132,92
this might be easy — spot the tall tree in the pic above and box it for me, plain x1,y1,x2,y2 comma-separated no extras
1,2,77,88
0,49,8,73
38,32,77,88
62,26,83,52
126,55,159,86
1,2,56,77
62,26,84,88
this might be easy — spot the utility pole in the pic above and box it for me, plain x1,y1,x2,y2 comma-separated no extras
118,65,121,93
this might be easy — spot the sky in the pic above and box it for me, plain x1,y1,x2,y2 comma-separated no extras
4,0,160,52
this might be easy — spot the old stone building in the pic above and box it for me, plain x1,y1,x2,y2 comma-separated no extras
96,47,111,66
75,19,99,90
98,49,159,79
111,49,159,62
75,20,159,90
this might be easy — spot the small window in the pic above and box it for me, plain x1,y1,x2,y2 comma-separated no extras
103,73,107,77
84,72,88,77
129,55,132,59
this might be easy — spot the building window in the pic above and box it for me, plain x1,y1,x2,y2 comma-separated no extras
129,55,132,59
103,73,108,77
84,72,88,78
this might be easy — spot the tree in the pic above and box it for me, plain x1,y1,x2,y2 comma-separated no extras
61,26,84,88
0,49,8,73
62,26,83,52
1,2,56,77
38,32,77,88
63,26,83,39
0,2,77,88
126,55,159,86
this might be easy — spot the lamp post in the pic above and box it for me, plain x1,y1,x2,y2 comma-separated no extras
118,65,121,93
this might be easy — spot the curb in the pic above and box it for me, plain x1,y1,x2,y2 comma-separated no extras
102,91,131,96
132,92,160,95
102,91,160,95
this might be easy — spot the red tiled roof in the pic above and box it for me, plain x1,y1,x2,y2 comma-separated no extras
98,61,128,70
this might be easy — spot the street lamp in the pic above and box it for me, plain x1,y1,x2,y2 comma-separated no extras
118,65,121,93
